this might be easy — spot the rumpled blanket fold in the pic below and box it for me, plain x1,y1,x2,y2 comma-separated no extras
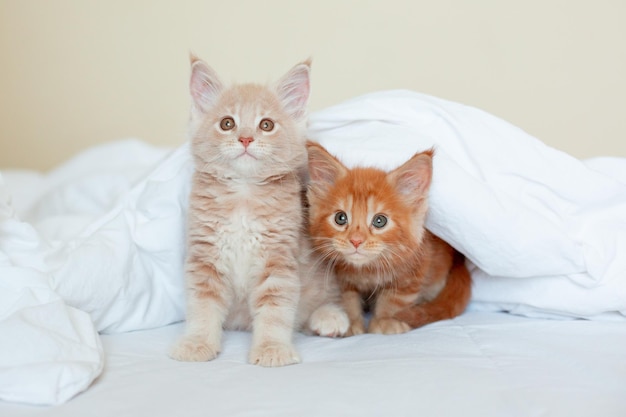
0,180,103,405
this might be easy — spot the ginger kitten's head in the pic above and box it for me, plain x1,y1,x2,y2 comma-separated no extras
306,142,433,269
188,55,311,180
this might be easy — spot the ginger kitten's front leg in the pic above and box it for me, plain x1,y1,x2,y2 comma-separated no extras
341,287,366,336
248,264,301,367
368,289,413,335
169,260,229,362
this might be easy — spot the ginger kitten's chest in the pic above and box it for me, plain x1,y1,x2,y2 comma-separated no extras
335,234,450,302
336,266,398,292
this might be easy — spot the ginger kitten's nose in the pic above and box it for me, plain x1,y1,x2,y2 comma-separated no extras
239,137,254,148
350,238,363,248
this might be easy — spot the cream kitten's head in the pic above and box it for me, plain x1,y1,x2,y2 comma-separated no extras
188,55,311,180
306,142,433,269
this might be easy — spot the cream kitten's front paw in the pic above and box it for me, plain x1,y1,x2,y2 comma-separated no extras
368,317,411,335
308,304,350,337
249,342,300,367
169,336,221,362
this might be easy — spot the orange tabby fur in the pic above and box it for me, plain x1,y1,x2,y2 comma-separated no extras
306,142,472,335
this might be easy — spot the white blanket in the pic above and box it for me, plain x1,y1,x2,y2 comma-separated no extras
308,91,626,320
1,90,625,406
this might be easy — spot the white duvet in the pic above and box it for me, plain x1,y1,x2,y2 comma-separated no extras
1,90,625,406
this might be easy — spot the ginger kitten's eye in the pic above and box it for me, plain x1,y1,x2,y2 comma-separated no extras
220,117,236,131
259,118,275,132
372,214,388,229
334,211,348,226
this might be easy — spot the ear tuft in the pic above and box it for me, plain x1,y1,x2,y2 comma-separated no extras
275,60,311,120
189,51,200,65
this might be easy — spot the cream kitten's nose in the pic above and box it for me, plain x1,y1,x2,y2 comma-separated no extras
239,137,254,148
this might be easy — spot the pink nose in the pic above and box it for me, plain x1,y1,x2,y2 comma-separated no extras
239,137,254,148
350,238,363,248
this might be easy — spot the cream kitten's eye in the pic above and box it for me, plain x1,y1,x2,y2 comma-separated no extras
334,211,348,226
220,117,236,131
259,118,275,132
372,214,388,229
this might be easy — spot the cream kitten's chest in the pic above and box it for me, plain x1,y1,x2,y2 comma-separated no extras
215,198,266,293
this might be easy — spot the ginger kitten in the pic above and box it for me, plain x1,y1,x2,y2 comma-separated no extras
169,57,348,367
306,142,471,335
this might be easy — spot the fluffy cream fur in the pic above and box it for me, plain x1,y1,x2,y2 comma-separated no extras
169,56,347,367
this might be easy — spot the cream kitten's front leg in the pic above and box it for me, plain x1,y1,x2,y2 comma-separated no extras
169,261,229,362
248,270,301,367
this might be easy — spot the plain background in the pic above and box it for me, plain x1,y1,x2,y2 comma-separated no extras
1,0,624,170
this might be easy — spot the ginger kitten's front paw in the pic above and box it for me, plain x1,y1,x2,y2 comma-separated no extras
249,342,300,367
169,336,221,362
368,317,411,335
345,321,366,337
308,304,350,337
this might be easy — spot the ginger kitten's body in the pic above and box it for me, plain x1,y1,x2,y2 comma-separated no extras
306,142,471,335
169,58,347,367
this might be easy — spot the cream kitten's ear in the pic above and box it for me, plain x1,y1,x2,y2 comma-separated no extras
189,54,223,114
306,141,347,194
388,149,434,203
275,60,311,120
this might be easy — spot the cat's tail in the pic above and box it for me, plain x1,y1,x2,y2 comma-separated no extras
395,252,472,328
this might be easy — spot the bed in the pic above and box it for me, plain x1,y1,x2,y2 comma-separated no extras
1,90,625,416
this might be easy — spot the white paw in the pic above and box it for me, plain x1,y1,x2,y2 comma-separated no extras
308,303,350,337
249,342,300,367
368,317,411,335
169,336,221,362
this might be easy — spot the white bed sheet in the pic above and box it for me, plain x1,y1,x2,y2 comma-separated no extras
2,311,625,417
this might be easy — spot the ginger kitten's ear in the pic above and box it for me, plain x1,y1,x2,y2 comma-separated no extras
306,141,347,196
275,59,311,121
388,149,434,204
189,54,223,114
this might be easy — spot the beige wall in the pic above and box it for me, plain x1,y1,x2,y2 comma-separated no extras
1,0,624,170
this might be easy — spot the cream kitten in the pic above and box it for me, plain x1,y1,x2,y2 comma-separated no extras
169,56,348,367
